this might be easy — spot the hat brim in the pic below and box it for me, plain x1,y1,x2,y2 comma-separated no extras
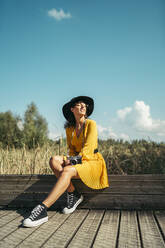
62,96,94,122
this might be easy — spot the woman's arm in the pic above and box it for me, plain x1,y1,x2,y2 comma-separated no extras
79,120,97,160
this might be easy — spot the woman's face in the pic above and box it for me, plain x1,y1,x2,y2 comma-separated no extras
71,101,87,118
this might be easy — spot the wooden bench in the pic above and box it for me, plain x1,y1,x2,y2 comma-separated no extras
0,174,165,210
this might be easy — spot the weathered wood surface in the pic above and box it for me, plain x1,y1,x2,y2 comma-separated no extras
138,211,165,247
0,174,165,209
0,209,165,248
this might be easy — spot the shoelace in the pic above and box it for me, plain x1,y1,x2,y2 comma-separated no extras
29,205,44,220
67,193,74,208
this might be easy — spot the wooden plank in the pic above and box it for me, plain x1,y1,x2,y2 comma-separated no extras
1,173,165,182
0,175,54,181
107,175,165,180
67,210,104,248
0,210,21,228
0,175,165,210
0,175,165,193
0,174,164,195
154,211,165,240
16,212,70,248
0,210,13,217
80,194,165,210
1,181,165,194
0,211,28,241
0,192,66,209
0,211,55,248
0,210,164,248
92,210,120,248
0,216,23,241
118,211,141,248
0,180,56,191
1,174,165,180
73,178,165,194
1,193,165,210
138,211,165,248
42,209,89,248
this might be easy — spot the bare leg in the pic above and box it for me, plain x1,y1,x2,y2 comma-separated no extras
43,166,79,208
49,156,75,192
22,163,81,227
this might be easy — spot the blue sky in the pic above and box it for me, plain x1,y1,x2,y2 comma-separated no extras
1,0,165,142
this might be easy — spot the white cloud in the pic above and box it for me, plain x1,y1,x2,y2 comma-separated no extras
97,124,117,140
117,107,132,120
97,100,165,141
48,131,62,141
48,8,72,21
133,101,154,130
120,133,130,141
117,100,165,137
97,124,130,141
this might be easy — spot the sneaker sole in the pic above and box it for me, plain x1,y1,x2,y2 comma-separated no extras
62,195,84,214
23,216,48,228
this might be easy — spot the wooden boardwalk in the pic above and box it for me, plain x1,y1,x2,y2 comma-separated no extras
0,209,165,248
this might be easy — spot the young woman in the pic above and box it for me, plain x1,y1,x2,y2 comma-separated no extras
23,96,109,227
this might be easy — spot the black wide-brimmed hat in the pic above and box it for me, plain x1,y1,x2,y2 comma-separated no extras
62,96,94,121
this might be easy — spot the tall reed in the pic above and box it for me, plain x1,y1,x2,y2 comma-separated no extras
0,139,165,174
0,142,67,175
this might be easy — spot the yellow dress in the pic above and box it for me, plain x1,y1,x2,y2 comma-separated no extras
66,119,109,189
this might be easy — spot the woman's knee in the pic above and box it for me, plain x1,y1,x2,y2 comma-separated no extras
62,166,77,178
49,155,63,172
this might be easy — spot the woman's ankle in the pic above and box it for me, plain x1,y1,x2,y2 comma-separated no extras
67,186,76,193
67,183,75,193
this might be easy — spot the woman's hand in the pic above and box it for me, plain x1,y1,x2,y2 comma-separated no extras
63,159,71,166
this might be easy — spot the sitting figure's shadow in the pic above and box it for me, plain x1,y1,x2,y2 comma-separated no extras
4,175,100,227
5,175,67,227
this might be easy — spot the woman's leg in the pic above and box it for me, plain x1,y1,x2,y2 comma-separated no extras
49,156,75,192
23,165,82,227
43,166,80,208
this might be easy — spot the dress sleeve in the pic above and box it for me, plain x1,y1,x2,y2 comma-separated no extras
79,120,97,160
66,127,75,156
